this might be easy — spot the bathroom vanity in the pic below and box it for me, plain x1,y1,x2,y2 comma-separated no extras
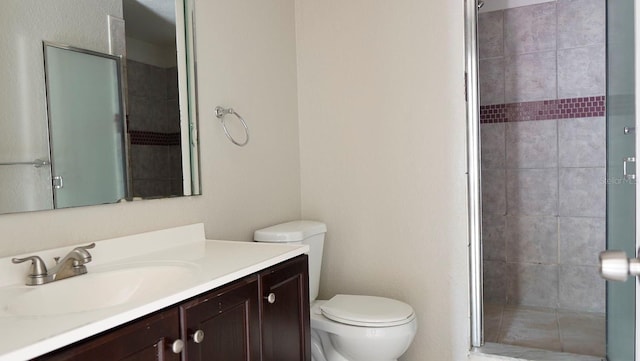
0,224,310,361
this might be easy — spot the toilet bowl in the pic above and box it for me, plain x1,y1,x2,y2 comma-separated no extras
254,221,417,361
310,298,417,361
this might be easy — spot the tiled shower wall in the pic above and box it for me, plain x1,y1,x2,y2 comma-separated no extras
480,0,606,313
127,60,183,198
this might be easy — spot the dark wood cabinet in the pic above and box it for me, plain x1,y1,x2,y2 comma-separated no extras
38,255,309,361
36,309,182,361
260,255,310,361
180,275,261,361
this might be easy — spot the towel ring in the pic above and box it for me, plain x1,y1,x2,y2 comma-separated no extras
215,106,250,147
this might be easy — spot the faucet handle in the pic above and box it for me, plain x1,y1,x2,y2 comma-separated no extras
71,243,96,264
12,256,48,276
74,243,96,253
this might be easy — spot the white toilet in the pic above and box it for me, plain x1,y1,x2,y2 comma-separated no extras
254,220,417,361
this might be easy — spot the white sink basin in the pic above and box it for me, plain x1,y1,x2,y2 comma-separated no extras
2,262,198,317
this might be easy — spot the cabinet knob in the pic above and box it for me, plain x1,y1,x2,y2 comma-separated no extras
169,339,184,354
191,329,205,344
264,292,276,304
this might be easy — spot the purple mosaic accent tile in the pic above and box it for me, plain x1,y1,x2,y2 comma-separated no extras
129,131,181,146
480,96,606,124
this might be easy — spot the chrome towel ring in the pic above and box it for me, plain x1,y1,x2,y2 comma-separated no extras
215,106,250,147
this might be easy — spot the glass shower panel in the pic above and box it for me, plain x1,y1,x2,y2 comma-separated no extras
44,44,127,209
606,0,636,359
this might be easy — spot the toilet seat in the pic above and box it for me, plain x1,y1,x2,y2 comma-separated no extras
320,295,415,327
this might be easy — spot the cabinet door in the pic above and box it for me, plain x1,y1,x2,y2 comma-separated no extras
260,255,310,361
180,275,261,361
36,309,182,361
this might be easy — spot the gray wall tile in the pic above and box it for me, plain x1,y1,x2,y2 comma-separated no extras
167,99,181,132
128,60,168,101
132,179,172,198
557,0,606,49
559,265,605,313
507,263,558,308
483,213,506,261
480,57,506,105
506,216,558,264
128,95,169,132
147,65,168,101
505,51,557,103
171,179,184,196
166,67,179,100
485,260,507,304
559,217,605,267
126,95,149,131
479,0,607,315
507,168,558,216
504,2,556,55
169,145,184,187
558,117,606,167
479,11,504,59
126,60,147,97
506,120,558,168
558,45,606,98
559,167,606,217
481,123,506,169
130,145,171,179
483,168,507,215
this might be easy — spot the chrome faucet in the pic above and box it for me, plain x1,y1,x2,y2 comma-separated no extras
12,243,96,286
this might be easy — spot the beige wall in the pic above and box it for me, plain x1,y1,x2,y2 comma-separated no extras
0,0,301,256
195,0,302,240
295,1,470,360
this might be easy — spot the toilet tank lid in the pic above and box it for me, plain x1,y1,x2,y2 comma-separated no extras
254,220,327,242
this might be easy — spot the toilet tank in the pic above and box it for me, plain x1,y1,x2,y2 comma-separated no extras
254,221,326,303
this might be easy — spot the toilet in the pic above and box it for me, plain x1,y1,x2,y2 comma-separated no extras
254,221,417,361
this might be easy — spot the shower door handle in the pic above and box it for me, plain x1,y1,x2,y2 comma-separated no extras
599,250,640,282
623,157,636,180
52,175,64,189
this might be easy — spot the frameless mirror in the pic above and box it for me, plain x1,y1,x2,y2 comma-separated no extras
0,0,200,215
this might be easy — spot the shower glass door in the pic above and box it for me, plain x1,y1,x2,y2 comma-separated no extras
605,0,636,359
44,44,128,209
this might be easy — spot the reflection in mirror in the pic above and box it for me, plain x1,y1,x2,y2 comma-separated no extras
0,0,200,215
44,44,128,209
124,0,183,199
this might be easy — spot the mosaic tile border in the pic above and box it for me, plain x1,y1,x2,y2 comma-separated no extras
480,96,606,124
129,131,181,146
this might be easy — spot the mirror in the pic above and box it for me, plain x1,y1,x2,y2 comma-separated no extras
0,0,200,215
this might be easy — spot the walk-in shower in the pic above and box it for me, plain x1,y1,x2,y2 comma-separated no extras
471,0,613,358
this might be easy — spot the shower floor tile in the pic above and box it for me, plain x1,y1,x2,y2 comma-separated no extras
484,303,605,357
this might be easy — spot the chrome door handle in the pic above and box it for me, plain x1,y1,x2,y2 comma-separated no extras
599,250,640,281
623,157,636,180
52,175,64,189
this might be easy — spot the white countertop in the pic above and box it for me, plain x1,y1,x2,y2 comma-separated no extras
0,224,308,361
